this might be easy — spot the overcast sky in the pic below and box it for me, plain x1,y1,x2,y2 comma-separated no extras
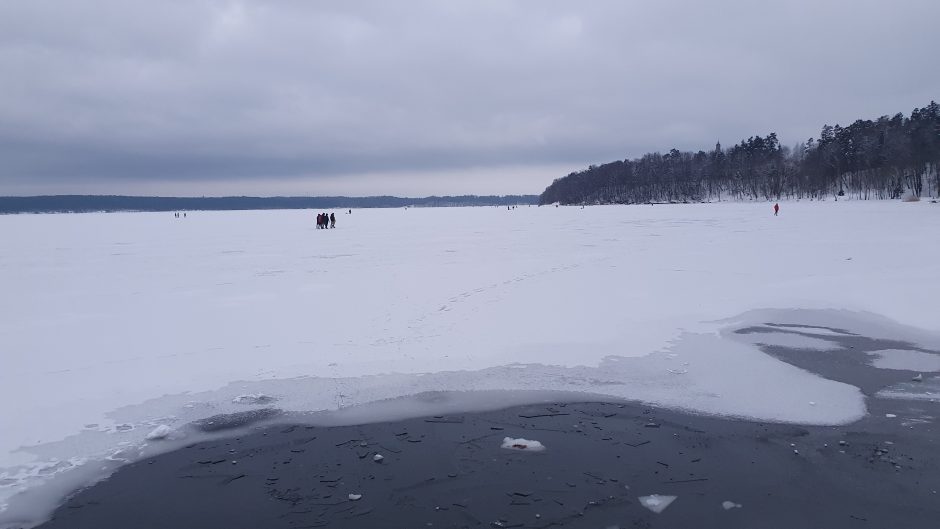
1,1,938,197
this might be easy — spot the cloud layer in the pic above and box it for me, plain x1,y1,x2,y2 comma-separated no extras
1,0,938,195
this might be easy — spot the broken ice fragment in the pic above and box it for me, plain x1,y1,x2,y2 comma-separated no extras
722,501,742,510
373,454,384,462
348,493,362,501
501,437,545,451
231,393,277,405
638,494,677,513
145,425,174,440
912,373,923,382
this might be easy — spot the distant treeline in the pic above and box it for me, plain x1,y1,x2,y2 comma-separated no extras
540,101,940,205
0,194,539,214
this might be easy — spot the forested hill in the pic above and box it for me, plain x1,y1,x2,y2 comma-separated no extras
0,194,538,214
540,101,940,205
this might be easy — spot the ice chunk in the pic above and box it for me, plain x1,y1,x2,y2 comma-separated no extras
348,493,362,501
232,393,277,405
722,501,742,510
501,437,545,451
638,494,677,513
144,425,174,441
373,454,384,462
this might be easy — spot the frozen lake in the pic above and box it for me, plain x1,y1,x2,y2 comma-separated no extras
2,201,940,525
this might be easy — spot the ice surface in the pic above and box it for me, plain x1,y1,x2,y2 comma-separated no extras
733,331,841,351
501,437,546,451
868,350,940,372
2,202,939,526
762,325,853,337
638,494,677,513
877,376,940,402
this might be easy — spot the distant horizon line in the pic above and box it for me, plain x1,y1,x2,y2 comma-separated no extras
0,193,539,199
0,194,540,214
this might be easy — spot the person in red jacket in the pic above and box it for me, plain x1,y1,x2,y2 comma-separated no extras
773,203,780,216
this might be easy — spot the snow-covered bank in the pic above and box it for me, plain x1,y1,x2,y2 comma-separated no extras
2,201,939,525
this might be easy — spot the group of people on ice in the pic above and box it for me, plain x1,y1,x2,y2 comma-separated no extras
316,212,335,229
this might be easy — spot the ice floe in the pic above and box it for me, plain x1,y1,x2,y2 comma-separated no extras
638,494,677,513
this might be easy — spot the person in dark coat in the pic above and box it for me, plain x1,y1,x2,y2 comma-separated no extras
773,203,780,216
330,212,336,228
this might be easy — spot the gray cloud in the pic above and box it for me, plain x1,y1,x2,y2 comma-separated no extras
1,0,938,195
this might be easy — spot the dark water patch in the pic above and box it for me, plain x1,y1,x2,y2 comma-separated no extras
35,400,940,529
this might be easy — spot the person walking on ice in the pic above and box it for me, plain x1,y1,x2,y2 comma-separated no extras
330,212,336,228
773,203,779,216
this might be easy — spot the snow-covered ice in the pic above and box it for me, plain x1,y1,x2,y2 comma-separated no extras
501,437,546,451
2,201,939,525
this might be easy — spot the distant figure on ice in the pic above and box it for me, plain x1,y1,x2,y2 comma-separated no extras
773,203,780,216
330,212,336,228
348,209,352,214
316,213,323,228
